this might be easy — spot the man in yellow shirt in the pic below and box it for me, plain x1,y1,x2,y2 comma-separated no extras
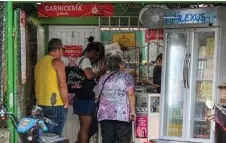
34,38,69,135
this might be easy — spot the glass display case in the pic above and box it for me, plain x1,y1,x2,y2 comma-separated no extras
191,32,215,139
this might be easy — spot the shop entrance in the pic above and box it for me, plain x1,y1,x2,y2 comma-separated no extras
48,25,101,142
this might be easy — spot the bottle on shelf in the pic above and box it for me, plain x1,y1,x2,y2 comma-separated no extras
168,123,172,136
196,82,201,101
194,125,198,138
152,105,156,112
175,123,179,137
178,123,182,137
199,46,206,57
205,38,210,56
172,122,176,136
210,37,215,56
197,125,201,138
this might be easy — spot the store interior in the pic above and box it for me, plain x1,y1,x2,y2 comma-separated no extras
1,1,226,143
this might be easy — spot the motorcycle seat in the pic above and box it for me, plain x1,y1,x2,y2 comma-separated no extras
40,133,66,143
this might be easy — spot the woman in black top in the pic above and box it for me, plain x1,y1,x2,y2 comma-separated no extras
73,41,106,143
74,37,106,143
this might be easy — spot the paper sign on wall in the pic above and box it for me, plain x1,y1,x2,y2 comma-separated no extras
112,32,136,48
20,10,26,84
63,45,83,58
136,116,148,138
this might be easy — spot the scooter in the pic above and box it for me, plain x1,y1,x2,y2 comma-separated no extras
0,103,69,143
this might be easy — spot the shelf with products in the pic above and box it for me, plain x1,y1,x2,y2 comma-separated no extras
150,96,160,113
167,120,183,137
195,118,209,122
197,56,214,60
195,103,211,122
172,117,183,120
193,122,211,139
172,108,183,118
198,37,215,58
196,79,212,82
196,81,212,101
197,36,214,82
196,58,214,81
195,99,206,103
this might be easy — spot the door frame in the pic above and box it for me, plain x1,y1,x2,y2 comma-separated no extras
160,28,189,142
186,27,219,143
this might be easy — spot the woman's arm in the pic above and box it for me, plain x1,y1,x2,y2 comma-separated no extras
81,58,106,80
83,68,99,80
127,88,136,118
126,75,136,120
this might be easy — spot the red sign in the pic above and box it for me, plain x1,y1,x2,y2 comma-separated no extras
20,11,26,27
136,116,148,138
38,3,114,17
145,30,164,43
63,45,83,58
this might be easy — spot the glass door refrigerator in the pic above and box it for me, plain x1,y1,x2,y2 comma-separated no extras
160,7,226,143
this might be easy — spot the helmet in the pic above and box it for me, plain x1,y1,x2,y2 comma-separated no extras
31,106,44,119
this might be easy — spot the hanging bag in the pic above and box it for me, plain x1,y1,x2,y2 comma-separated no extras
66,57,96,100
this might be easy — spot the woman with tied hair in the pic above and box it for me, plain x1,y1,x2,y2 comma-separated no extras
73,40,106,143
94,55,136,143
85,36,106,77
74,37,106,143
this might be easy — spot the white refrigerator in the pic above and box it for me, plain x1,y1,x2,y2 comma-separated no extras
159,7,226,143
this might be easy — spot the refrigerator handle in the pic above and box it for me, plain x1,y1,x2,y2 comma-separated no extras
187,53,191,88
183,54,187,88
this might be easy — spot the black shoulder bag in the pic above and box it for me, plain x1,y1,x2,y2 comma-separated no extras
66,57,96,100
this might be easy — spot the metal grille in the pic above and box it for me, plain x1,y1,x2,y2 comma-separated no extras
14,10,25,120
25,20,37,116
0,1,8,128
16,14,37,120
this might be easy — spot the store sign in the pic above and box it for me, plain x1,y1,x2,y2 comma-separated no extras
20,11,26,84
145,30,163,43
136,116,148,138
112,32,136,47
164,8,217,25
63,45,83,58
38,3,114,17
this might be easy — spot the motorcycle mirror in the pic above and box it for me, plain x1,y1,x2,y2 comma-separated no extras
31,106,44,118
205,99,214,109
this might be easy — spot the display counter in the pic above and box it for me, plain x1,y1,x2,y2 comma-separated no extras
135,92,160,143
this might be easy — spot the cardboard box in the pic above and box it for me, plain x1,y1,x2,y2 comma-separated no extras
218,83,226,104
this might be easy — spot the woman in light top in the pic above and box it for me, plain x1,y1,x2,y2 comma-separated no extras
94,55,136,143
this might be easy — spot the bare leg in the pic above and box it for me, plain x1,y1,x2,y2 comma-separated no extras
77,115,92,143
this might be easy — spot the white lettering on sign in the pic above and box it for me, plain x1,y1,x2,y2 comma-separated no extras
66,50,81,53
45,5,82,12
10,93,13,107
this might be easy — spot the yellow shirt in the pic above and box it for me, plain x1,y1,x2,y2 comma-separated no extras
34,55,63,106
